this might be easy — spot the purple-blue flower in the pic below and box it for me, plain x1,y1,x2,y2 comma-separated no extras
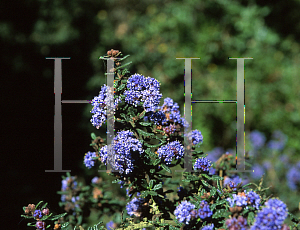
249,130,266,149
251,163,265,179
99,130,144,175
201,224,214,230
227,194,248,207
90,84,121,129
194,157,212,172
267,130,288,151
33,209,43,219
196,200,213,219
91,176,99,184
126,196,146,217
185,129,203,145
124,74,162,112
224,175,243,191
84,151,97,169
156,141,184,165
106,221,116,229
226,216,248,230
144,111,167,125
286,163,300,190
246,190,261,210
206,147,224,163
36,221,45,229
174,200,195,225
158,97,189,128
250,198,288,230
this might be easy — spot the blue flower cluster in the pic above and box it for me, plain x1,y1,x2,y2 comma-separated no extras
98,130,144,175
84,151,97,169
267,130,288,151
227,194,248,208
90,84,121,129
143,110,167,125
126,193,146,217
249,130,266,149
193,157,212,172
156,141,184,165
163,123,176,136
201,224,214,230
185,129,203,145
33,210,43,219
250,198,288,230
286,161,300,190
174,200,195,225
224,175,243,191
61,176,77,192
124,73,162,112
158,97,189,128
193,200,213,220
225,216,248,230
246,191,261,210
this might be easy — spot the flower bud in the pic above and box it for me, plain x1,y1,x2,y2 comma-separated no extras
42,208,49,215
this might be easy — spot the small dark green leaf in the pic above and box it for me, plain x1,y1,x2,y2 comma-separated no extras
139,122,153,126
149,180,154,189
144,142,164,148
247,212,255,225
148,191,157,196
161,164,172,173
153,184,162,191
91,133,97,140
153,159,161,166
117,84,125,91
201,180,212,188
136,128,154,137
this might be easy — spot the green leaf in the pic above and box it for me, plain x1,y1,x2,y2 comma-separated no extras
36,201,43,209
247,212,255,225
212,209,230,218
120,113,127,119
153,159,161,166
136,128,154,137
48,213,67,220
213,200,228,206
121,80,128,84
117,84,125,91
140,191,149,198
161,164,172,173
115,61,132,71
118,54,130,61
153,184,162,191
145,148,156,157
201,174,212,180
150,169,155,173
139,122,153,126
144,142,164,148
210,187,217,197
149,180,154,189
201,180,212,188
91,133,97,140
148,191,157,196
211,175,223,180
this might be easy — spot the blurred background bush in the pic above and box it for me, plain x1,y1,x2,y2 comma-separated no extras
2,0,299,228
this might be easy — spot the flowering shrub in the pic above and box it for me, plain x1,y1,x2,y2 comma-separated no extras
21,49,300,230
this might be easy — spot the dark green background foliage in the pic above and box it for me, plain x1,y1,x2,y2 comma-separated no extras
2,0,300,228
